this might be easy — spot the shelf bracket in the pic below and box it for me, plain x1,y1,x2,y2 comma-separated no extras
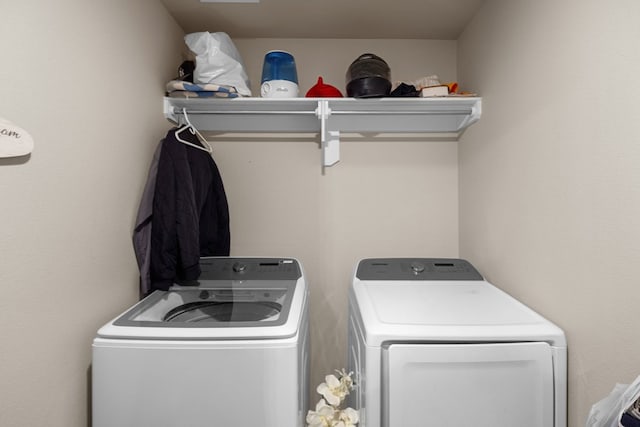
457,99,482,130
164,98,178,124
323,130,340,168
315,100,340,167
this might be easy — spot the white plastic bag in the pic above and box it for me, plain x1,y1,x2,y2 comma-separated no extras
587,384,629,427
587,375,640,427
184,32,251,96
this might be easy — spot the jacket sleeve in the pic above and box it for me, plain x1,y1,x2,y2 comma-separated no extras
199,156,231,257
132,141,163,296
150,134,201,290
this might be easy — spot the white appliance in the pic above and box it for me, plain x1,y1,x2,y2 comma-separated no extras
260,50,299,98
92,257,309,427
348,258,567,427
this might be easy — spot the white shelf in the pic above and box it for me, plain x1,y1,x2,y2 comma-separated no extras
164,96,482,167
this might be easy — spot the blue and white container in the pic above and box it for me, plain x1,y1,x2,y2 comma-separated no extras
260,50,299,98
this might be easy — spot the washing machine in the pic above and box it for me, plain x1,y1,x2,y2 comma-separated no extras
92,257,309,427
348,258,567,427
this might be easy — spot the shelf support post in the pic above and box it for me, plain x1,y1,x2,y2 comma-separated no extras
315,100,340,167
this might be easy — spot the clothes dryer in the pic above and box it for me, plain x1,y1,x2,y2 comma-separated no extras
348,258,566,427
92,257,309,427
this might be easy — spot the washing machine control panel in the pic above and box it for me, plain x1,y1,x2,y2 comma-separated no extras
356,258,483,281
199,257,302,281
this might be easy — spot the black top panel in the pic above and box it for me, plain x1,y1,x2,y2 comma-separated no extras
197,257,302,282
356,258,483,281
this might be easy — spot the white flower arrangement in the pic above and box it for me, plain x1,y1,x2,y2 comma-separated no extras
306,369,359,427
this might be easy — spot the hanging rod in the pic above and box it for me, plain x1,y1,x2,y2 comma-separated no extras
328,109,474,116
170,109,316,115
171,108,474,116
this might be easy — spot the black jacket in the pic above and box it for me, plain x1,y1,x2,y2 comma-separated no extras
150,128,230,291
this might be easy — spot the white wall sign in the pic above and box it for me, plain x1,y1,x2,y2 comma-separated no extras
0,117,34,158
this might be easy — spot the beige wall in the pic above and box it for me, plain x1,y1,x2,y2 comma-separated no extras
0,6,461,425
11,1,631,425
458,1,640,426
217,38,460,395
0,1,184,426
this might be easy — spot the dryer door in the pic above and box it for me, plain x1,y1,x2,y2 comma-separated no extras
383,342,554,427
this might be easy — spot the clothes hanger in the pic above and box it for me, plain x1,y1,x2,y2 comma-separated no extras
174,108,213,153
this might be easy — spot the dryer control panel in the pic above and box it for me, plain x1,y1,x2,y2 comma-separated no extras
356,258,483,281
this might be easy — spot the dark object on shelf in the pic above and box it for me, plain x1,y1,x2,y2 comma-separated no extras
346,53,391,98
178,60,195,82
389,83,419,97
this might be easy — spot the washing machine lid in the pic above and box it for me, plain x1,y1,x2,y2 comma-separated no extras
351,258,566,347
97,258,308,340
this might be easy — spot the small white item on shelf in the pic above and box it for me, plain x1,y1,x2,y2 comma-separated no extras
0,117,33,158
412,74,441,89
420,85,450,97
